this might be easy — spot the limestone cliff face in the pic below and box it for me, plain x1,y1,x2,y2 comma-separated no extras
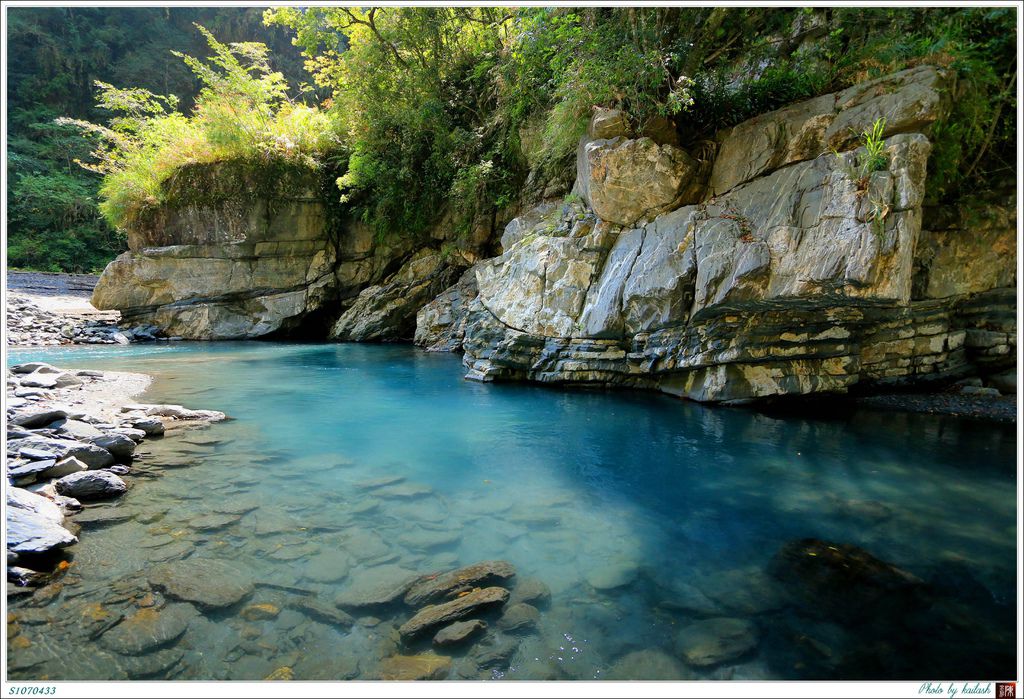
417,66,1017,402
92,163,336,339
91,162,468,340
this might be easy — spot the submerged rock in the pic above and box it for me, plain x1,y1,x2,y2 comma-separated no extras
397,528,461,552
377,652,451,681
433,619,488,647
148,558,254,610
399,587,510,640
676,617,759,667
769,538,926,621
509,578,552,608
291,597,355,628
404,560,516,606
240,603,280,621
585,559,639,591
606,649,692,680
117,647,185,679
98,604,195,655
334,565,419,610
467,635,520,671
496,603,540,634
188,513,239,531
72,506,136,528
303,550,353,584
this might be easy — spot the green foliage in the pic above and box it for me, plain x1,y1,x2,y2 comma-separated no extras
6,7,313,272
22,5,1012,265
860,118,889,174
62,25,339,231
265,7,518,241
814,7,1015,202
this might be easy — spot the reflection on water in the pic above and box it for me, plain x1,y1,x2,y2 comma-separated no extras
6,342,1017,680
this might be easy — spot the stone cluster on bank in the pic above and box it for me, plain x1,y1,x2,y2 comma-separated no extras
6,361,226,589
6,293,178,347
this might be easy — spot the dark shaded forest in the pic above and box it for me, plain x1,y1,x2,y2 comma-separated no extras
6,7,313,272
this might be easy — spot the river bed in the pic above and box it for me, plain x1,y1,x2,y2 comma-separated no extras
6,342,1017,680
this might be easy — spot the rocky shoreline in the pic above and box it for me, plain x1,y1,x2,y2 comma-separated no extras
6,361,227,590
6,291,174,347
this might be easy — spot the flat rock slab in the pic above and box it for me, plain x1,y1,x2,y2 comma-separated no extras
434,619,487,647
334,565,419,610
355,475,405,490
585,559,639,591
6,487,78,554
405,560,516,606
291,598,355,629
188,513,240,531
606,649,692,680
116,647,185,679
377,653,451,681
212,494,261,515
11,362,60,374
373,482,434,499
98,604,196,655
73,507,136,527
268,541,321,562
342,529,391,561
468,636,520,671
304,550,353,584
148,558,254,609
676,617,758,667
54,419,103,440
399,586,510,640
397,528,461,552
147,541,195,563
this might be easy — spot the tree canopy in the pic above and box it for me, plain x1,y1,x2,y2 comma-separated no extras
8,7,1016,271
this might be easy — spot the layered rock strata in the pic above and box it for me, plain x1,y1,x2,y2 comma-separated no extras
419,66,1016,402
92,162,469,341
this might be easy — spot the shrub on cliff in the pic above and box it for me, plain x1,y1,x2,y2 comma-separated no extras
61,25,340,231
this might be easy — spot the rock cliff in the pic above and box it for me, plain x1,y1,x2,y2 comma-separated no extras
90,65,1016,403
417,66,1017,402
91,161,471,341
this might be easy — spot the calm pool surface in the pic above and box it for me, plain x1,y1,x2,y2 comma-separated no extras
6,342,1017,680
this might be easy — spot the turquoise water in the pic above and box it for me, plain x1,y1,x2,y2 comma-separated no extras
6,342,1018,680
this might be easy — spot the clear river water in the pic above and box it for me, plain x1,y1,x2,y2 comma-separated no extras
6,342,1018,681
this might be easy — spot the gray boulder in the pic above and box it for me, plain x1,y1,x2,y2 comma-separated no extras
576,136,698,226
52,419,104,440
6,486,78,554
10,408,68,429
55,470,127,500
10,362,60,375
89,433,137,461
8,436,115,469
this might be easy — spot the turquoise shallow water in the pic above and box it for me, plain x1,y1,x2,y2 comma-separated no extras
6,342,1018,680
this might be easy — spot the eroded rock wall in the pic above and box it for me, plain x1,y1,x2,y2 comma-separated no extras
419,66,1017,402
91,162,470,341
